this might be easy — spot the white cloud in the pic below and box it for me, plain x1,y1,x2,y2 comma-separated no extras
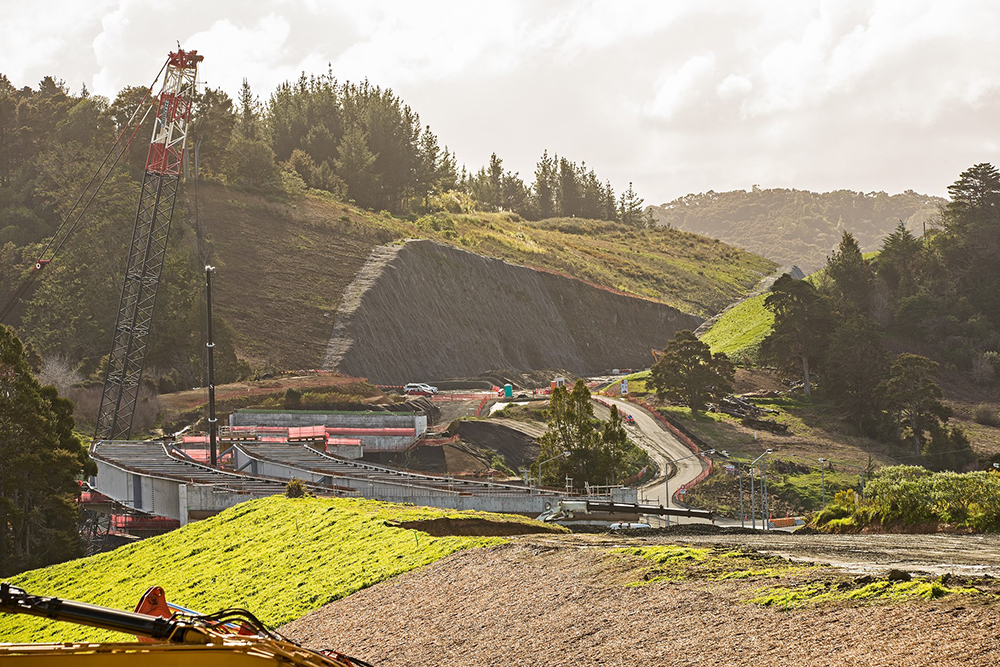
3,0,1000,203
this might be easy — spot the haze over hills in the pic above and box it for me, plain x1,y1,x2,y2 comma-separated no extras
648,188,945,273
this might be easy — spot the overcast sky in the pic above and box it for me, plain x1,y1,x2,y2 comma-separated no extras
3,0,998,204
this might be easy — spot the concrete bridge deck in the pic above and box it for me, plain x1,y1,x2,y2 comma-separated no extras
91,440,635,526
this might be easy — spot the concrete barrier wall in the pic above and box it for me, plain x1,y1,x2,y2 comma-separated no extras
231,410,425,432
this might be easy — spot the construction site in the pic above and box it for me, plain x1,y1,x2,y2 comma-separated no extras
3,40,1000,667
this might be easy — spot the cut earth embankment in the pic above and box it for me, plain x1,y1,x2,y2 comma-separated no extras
324,240,702,383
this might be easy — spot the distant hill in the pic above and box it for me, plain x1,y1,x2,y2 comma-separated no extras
648,188,945,273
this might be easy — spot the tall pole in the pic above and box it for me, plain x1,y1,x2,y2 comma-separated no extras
205,265,217,466
738,464,745,528
664,460,670,527
762,457,770,530
749,466,756,530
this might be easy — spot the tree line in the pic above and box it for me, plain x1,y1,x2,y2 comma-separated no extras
644,163,1000,473
647,186,944,272
758,163,1000,470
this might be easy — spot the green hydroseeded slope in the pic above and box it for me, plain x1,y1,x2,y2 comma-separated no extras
700,293,774,357
0,496,538,643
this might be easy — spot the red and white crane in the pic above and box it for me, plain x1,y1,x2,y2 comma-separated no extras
95,49,203,441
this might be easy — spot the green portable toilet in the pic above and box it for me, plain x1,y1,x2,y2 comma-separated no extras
503,383,513,398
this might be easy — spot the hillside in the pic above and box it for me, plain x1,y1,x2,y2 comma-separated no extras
323,240,701,383
197,184,776,371
648,188,943,272
0,496,561,643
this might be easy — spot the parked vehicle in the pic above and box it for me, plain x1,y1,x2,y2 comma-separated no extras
403,383,438,396
610,522,651,530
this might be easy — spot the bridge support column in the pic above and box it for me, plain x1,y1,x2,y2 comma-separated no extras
178,484,189,526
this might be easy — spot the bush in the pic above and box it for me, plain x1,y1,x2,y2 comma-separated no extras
974,403,1000,427
971,354,996,385
285,479,309,498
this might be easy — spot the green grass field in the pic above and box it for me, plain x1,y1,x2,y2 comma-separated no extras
0,496,554,643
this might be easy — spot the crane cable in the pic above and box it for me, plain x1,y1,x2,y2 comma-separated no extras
0,57,169,323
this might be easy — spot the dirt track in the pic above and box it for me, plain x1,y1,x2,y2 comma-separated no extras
679,530,1000,576
282,533,1000,666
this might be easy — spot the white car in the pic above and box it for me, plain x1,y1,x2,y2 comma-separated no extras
403,383,438,396
610,522,652,530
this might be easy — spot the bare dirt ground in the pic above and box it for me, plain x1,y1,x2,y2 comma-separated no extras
282,533,1000,667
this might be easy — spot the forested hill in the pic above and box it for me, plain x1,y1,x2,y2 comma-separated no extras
648,188,944,272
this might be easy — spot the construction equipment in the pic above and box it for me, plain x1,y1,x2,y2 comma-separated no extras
94,49,203,442
0,582,371,666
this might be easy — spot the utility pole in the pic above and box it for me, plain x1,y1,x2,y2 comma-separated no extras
205,265,217,466
738,463,745,528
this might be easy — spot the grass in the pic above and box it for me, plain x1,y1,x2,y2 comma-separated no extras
700,293,773,357
617,545,988,609
614,545,812,586
0,496,554,644
749,577,982,608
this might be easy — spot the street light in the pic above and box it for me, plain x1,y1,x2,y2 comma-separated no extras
748,449,773,530
662,449,715,526
817,458,827,508
538,451,570,489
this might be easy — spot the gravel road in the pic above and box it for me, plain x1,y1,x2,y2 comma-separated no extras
602,396,708,514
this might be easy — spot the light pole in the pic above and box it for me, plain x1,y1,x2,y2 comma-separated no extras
538,451,570,489
662,449,715,526
817,458,827,508
749,449,773,530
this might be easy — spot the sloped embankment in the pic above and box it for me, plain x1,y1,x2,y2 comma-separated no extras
0,496,561,644
323,240,702,383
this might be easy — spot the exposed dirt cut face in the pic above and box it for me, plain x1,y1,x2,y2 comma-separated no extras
391,518,564,537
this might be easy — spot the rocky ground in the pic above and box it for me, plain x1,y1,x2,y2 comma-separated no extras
282,532,1000,667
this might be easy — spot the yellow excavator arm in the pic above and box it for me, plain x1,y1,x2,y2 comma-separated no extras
0,583,369,667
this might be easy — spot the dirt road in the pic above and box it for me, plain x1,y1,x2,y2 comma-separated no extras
602,396,708,514
678,530,1000,576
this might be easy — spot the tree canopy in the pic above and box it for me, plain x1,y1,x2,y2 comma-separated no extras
0,325,90,575
760,274,833,397
649,330,734,412
536,380,649,486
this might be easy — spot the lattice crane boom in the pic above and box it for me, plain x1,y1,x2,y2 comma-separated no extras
95,49,203,442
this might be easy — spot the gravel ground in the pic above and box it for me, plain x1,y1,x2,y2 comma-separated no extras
282,534,1000,666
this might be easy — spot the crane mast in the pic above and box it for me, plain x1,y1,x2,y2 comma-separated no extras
95,49,203,442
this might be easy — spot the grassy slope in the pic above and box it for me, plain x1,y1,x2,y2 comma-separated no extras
198,185,776,368
700,293,773,357
0,496,557,643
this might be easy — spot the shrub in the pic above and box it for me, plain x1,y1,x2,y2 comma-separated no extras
974,403,1000,427
285,479,309,498
971,354,996,385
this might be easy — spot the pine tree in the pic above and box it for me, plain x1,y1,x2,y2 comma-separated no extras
618,182,645,227
761,274,833,397
0,325,89,575
649,330,735,412
532,150,556,219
